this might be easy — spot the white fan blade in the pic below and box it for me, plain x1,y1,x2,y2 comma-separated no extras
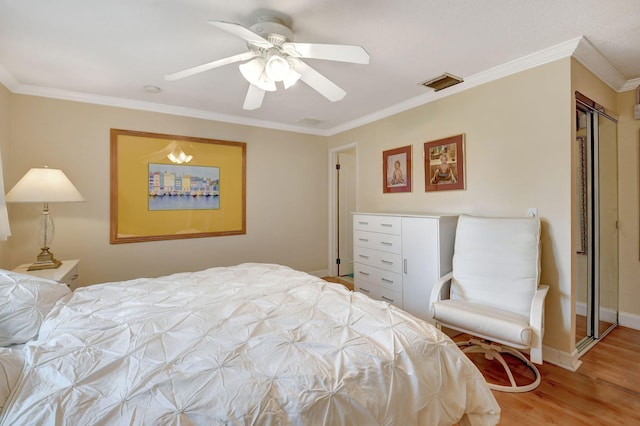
293,60,346,102
283,43,370,64
165,51,256,81
208,21,274,49
243,84,266,110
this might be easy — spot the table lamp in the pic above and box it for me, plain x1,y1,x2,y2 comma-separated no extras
5,166,84,270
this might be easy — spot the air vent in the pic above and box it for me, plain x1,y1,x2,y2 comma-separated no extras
420,73,463,91
298,117,325,126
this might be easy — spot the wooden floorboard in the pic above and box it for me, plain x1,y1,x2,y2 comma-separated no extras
463,326,640,425
322,276,354,291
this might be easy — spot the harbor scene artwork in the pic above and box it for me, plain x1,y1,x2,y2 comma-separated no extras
148,163,220,211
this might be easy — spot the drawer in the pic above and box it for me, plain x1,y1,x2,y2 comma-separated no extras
353,262,403,293
354,246,402,273
353,215,401,235
60,264,79,287
353,230,402,254
355,280,403,308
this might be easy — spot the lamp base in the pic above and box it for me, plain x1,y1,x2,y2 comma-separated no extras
27,248,62,271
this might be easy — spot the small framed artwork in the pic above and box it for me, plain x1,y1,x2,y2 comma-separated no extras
424,134,465,192
383,145,412,193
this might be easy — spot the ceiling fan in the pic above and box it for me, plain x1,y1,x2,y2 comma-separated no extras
165,16,370,110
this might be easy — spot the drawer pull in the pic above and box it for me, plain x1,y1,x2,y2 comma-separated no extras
358,271,370,276
381,278,394,284
381,296,394,302
358,221,369,225
359,287,371,293
381,223,393,227
380,260,393,265
358,238,369,242
359,254,370,259
380,241,393,246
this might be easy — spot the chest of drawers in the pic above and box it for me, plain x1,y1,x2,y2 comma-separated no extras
353,213,457,321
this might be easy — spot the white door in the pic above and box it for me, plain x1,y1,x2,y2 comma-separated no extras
401,217,439,322
337,151,356,276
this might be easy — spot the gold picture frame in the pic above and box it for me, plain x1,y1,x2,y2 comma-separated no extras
110,129,246,244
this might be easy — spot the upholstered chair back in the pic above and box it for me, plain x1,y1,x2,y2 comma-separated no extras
450,215,541,319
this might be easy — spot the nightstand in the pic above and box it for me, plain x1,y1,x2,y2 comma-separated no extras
12,259,80,289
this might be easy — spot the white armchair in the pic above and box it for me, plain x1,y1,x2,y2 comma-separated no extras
430,215,549,392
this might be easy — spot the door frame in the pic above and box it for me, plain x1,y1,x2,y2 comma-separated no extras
328,142,359,277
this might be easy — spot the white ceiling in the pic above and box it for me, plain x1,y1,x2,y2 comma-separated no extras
1,0,639,135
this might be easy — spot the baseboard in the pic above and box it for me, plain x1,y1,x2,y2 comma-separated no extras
542,345,582,372
577,302,640,331
575,301,618,324
620,311,640,330
308,269,330,278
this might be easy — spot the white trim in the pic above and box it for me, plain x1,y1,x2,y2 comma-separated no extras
620,77,640,92
8,83,330,136
572,37,628,92
620,311,640,331
2,37,637,136
542,345,583,372
576,301,640,331
307,269,330,278
328,142,359,277
329,38,583,135
575,301,619,325
0,64,19,91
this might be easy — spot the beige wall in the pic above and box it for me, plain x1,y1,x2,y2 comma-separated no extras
616,89,640,319
328,58,575,354
0,85,10,268
5,95,329,284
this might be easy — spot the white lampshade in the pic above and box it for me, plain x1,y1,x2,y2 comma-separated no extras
282,68,302,89
6,167,84,203
265,54,291,82
239,58,276,92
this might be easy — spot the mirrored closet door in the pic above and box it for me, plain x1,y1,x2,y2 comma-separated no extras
575,92,619,353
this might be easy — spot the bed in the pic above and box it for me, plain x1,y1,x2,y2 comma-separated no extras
0,263,499,425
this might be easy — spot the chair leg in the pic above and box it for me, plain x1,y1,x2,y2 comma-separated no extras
457,339,541,393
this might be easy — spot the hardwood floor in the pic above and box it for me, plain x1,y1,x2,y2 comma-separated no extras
464,326,640,425
322,276,354,291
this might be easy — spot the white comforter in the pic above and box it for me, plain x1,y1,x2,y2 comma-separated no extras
0,263,499,425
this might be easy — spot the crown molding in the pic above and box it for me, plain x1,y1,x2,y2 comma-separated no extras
1,36,636,137
0,64,20,91
4,82,329,136
571,36,628,92
620,77,640,92
328,37,583,135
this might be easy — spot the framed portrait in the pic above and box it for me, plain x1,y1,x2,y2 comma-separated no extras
383,145,412,193
110,129,246,244
424,134,465,192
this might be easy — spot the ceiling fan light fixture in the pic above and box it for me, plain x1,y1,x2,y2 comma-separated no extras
239,58,276,91
265,54,291,82
283,68,301,89
167,17,370,108
239,58,264,83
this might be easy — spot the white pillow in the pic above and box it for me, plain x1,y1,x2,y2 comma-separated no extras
0,269,71,346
